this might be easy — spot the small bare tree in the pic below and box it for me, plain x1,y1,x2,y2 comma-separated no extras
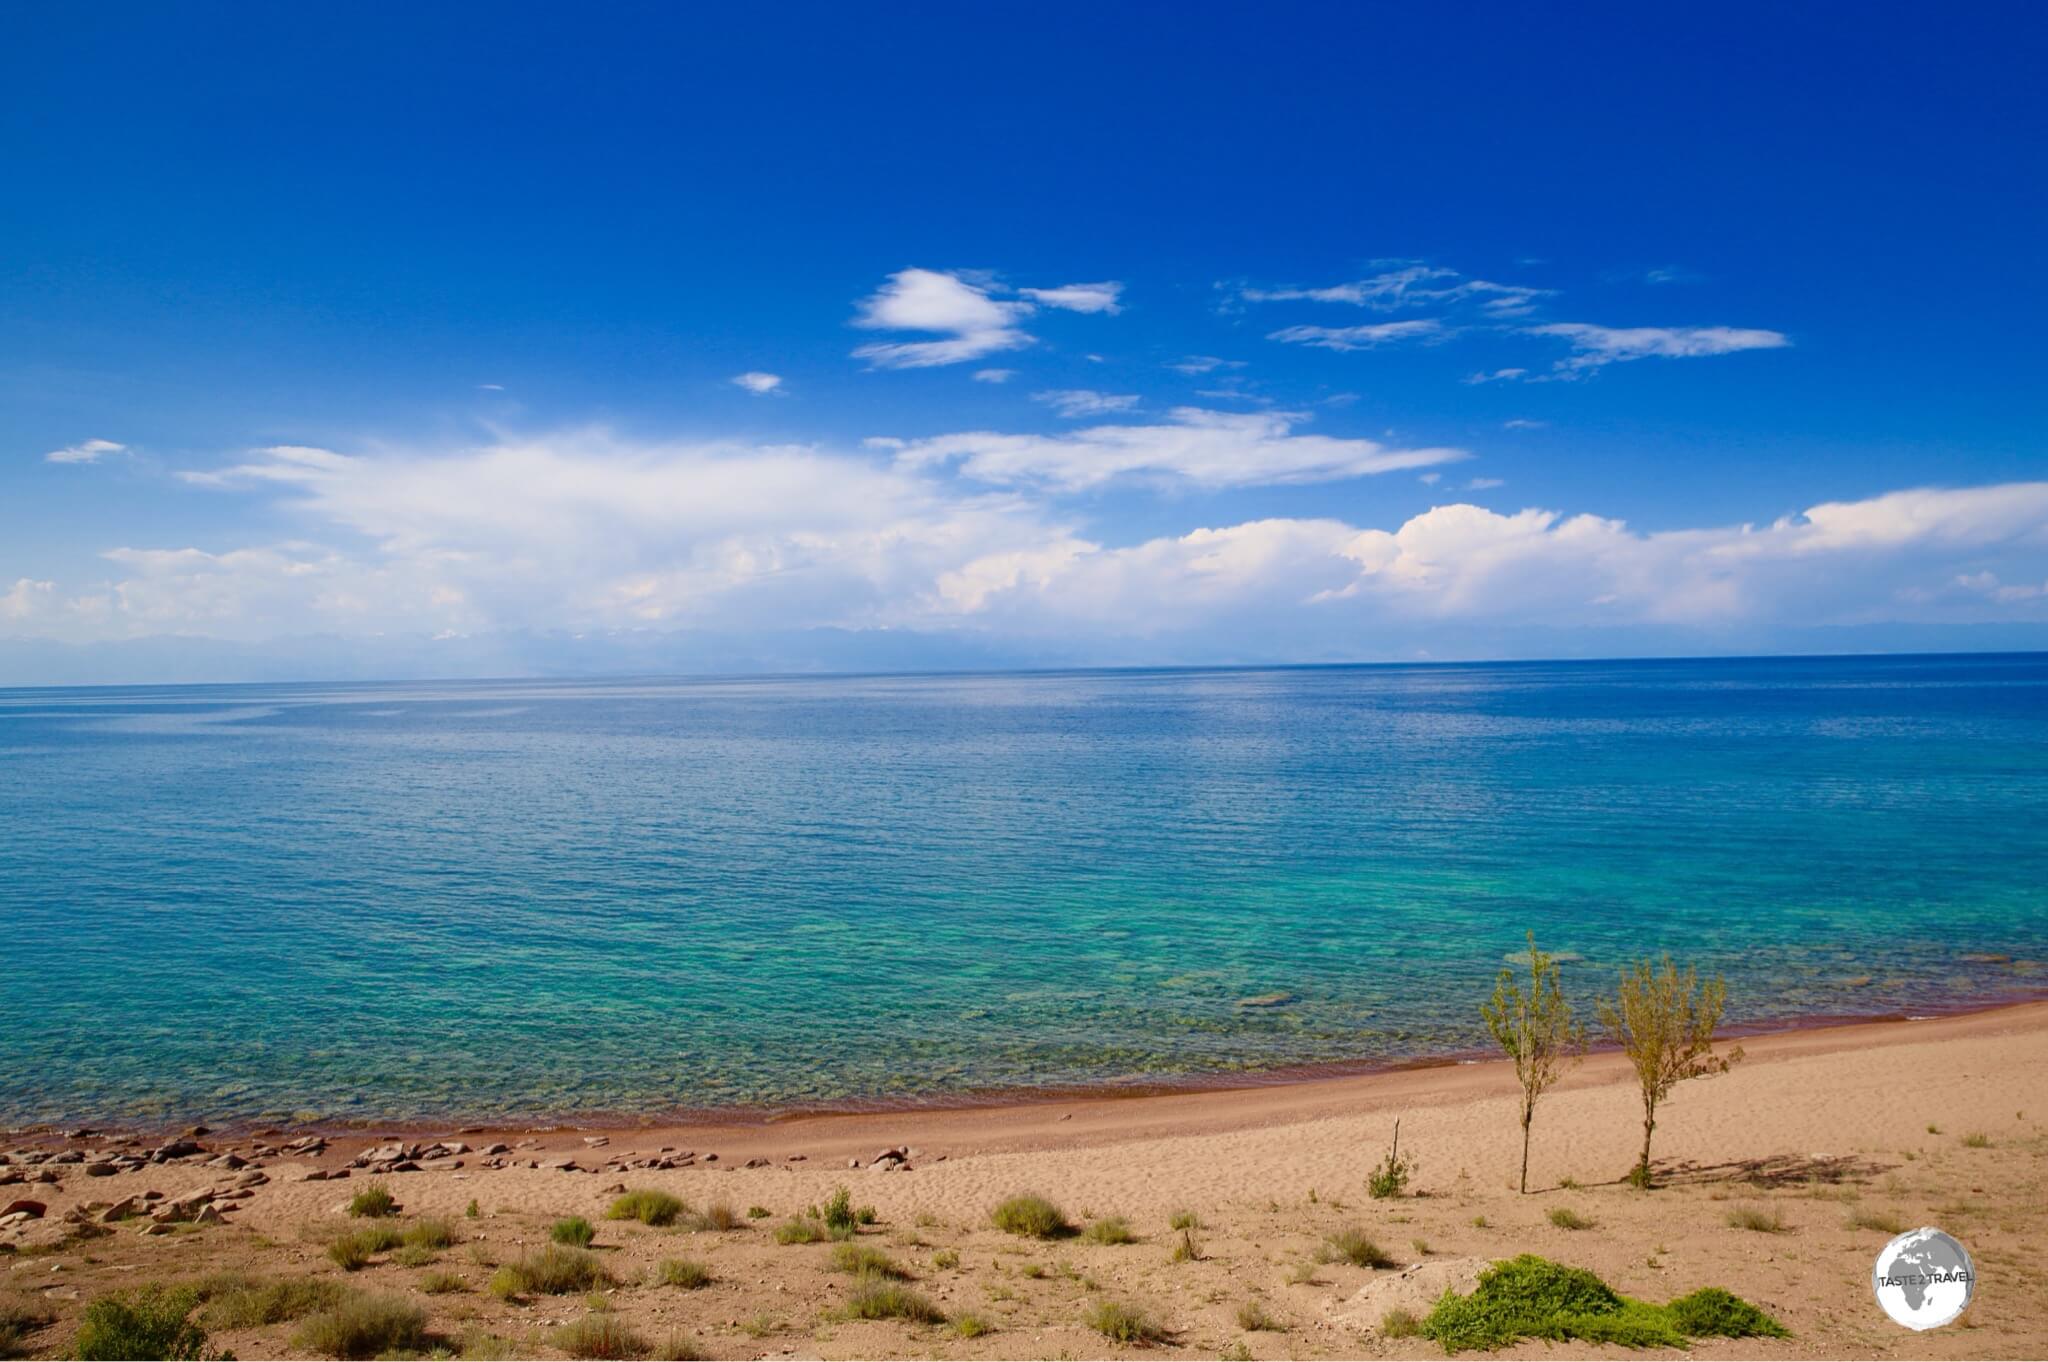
1482,932,1583,1193
1598,954,1741,1188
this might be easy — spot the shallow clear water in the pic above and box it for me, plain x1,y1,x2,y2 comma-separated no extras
2,655,2044,1126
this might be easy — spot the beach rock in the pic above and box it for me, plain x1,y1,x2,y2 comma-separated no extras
582,1136,609,1147
544,1158,582,1173
0,1199,45,1220
151,1139,204,1163
100,1197,140,1223
1237,992,1296,1008
1330,1257,1487,1332
206,1152,248,1169
482,1143,509,1156
302,1170,330,1181
786,1154,805,1162
84,1162,116,1178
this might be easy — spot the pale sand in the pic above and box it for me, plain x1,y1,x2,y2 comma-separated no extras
6,1002,2048,1358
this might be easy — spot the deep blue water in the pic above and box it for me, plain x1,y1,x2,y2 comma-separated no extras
2,655,2044,1127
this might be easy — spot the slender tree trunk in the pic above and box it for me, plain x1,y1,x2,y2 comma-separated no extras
1637,1100,1657,1188
1519,1108,1532,1194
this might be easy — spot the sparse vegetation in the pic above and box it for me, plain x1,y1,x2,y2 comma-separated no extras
551,1215,598,1247
489,1246,610,1298
1962,1131,1991,1148
293,1292,429,1360
1598,955,1740,1188
1380,1307,1422,1338
607,1189,685,1227
932,1248,960,1270
1086,1299,1166,1345
1235,1300,1283,1331
419,1270,469,1295
774,1218,823,1245
1170,1226,1203,1262
73,1287,208,1362
830,1243,910,1278
655,1332,705,1361
554,1313,650,1360
1725,1205,1786,1233
1169,1209,1201,1231
843,1277,945,1323
1318,1227,1397,1268
658,1258,712,1289
1848,1208,1908,1234
992,1193,1072,1239
346,1182,398,1218
821,1186,862,1236
747,1205,771,1219
1082,1216,1136,1245
1367,1119,1416,1199
0,1296,55,1360
951,1312,992,1338
1421,1255,1785,1352
690,1202,742,1232
191,1273,346,1330
1484,932,1586,1193
327,1225,404,1271
1547,1206,1594,1230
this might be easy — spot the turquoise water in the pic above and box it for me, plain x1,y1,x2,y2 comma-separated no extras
1,655,2044,1127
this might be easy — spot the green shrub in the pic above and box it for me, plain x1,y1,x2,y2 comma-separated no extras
1666,1287,1790,1338
554,1314,650,1360
842,1277,944,1323
658,1258,712,1290
465,1198,481,1219
688,1202,741,1233
293,1292,428,1360
654,1333,705,1361
490,1246,609,1298
1421,1254,1785,1353
1082,1216,1136,1245
404,1218,457,1249
551,1215,598,1247
773,1218,823,1245
932,1248,960,1270
1724,1205,1785,1233
419,1270,469,1295
1085,1299,1164,1345
1547,1206,1594,1231
607,1189,685,1227
1367,1124,1415,1199
1961,1131,1991,1148
327,1224,403,1271
991,1194,1071,1239
1170,1226,1203,1263
346,1182,397,1218
1168,1209,1201,1231
830,1243,909,1278
392,1243,439,1267
822,1186,859,1234
195,1274,347,1328
950,1312,992,1338
1848,1208,1907,1234
75,1287,206,1362
1235,1300,1282,1331
747,1205,771,1219
1318,1227,1396,1268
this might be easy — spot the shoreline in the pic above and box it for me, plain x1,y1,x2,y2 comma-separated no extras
14,991,2048,1148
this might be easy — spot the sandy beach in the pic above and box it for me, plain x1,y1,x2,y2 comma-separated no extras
5,1001,2046,1358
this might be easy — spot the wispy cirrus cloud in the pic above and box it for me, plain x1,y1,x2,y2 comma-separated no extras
881,406,1465,490
1528,323,1790,372
1242,264,1551,317
1032,389,1141,418
45,438,126,464
1019,281,1123,314
1267,319,1445,352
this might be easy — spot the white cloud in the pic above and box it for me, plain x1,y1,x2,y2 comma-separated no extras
888,407,1466,491
1466,477,1506,490
1502,418,1545,430
1019,281,1123,314
851,268,1120,370
1267,320,1445,352
1528,323,1791,372
1,578,55,620
1032,389,1141,419
972,368,1016,384
45,438,126,464
477,383,505,391
1168,355,1243,375
732,371,783,395
851,268,1034,369
1465,368,1528,385
1243,266,1551,317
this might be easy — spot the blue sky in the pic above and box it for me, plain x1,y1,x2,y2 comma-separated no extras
4,2,2046,680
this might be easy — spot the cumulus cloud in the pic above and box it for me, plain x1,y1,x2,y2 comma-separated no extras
1528,323,1791,372
731,371,783,395
850,268,1119,369
1032,389,1141,418
1267,320,1445,351
1019,281,1123,314
45,438,125,464
1,578,55,620
887,407,1466,490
